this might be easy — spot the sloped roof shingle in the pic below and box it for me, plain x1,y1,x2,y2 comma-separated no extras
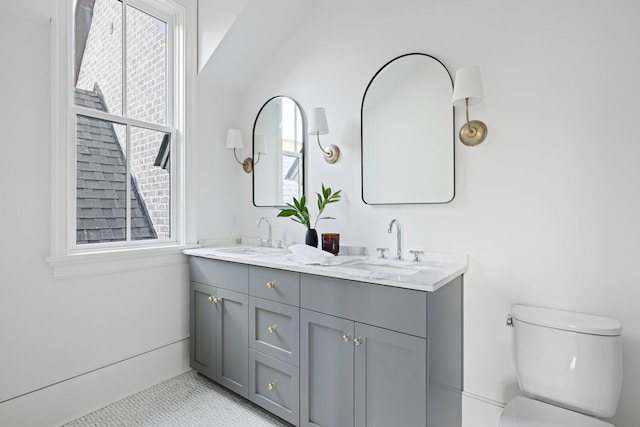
75,87,157,244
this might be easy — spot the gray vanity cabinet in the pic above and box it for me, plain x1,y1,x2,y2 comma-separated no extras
300,310,427,427
300,273,462,427
189,255,463,427
250,297,300,365
215,287,249,396
248,266,301,425
354,323,427,427
190,281,218,380
189,258,249,398
300,309,355,427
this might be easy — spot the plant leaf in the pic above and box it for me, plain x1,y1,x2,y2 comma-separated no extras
277,209,297,218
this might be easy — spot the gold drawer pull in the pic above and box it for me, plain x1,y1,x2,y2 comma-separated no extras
267,381,277,390
266,281,276,289
342,333,351,343
267,325,277,334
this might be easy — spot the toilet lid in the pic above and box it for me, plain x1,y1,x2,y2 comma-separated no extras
500,397,614,427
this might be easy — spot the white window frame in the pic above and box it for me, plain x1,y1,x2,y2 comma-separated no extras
48,0,198,278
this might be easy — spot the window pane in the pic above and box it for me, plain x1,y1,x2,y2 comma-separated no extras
281,97,303,153
282,155,301,206
130,126,171,241
76,115,127,244
74,0,123,116
126,5,167,125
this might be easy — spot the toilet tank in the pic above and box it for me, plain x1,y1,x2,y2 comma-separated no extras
511,305,623,418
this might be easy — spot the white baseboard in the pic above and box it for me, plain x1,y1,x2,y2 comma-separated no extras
0,339,191,427
462,391,505,427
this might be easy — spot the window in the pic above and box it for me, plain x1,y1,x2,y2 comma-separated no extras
74,0,173,245
49,0,196,275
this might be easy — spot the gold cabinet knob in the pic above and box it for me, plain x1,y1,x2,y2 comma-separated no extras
342,333,351,343
267,325,277,334
209,296,221,304
208,296,214,302
266,281,276,289
354,337,362,346
267,381,277,390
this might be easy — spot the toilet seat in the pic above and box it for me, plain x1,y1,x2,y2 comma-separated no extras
500,396,614,427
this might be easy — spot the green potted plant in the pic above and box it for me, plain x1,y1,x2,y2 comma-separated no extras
277,183,342,247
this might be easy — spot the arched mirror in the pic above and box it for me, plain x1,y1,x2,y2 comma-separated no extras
361,53,454,204
253,96,305,207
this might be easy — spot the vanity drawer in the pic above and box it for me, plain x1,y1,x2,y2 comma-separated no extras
189,257,249,294
249,349,299,425
250,297,299,366
249,266,299,306
300,274,428,338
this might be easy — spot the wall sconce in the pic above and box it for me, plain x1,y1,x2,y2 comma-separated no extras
452,65,488,146
226,129,253,173
308,107,340,164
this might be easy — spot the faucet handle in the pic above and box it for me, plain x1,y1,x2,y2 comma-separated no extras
376,247,389,259
409,250,424,263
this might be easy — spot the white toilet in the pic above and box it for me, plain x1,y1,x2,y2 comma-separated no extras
500,304,623,427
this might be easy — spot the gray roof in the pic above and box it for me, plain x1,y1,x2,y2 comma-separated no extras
75,87,157,244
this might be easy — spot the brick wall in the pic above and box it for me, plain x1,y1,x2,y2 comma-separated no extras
76,0,170,239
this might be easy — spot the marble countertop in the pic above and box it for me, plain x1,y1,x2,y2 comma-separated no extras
183,245,467,292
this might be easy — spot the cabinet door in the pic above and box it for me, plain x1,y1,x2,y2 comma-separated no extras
190,281,217,380
301,309,354,427
216,288,249,398
354,323,427,427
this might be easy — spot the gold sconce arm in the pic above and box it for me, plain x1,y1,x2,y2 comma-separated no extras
233,148,254,173
316,133,340,164
452,66,488,146
458,97,488,147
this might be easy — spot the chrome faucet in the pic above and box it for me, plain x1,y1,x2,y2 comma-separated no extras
257,217,272,247
387,219,403,260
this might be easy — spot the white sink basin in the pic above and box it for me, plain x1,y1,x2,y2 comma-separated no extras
345,262,420,276
210,246,285,256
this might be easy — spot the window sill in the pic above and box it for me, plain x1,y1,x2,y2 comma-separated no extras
46,244,199,279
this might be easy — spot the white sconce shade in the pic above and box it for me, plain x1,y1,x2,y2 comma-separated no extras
308,108,330,135
226,128,244,149
451,65,488,146
452,65,484,106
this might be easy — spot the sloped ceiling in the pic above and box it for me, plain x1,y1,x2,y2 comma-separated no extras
197,0,249,73
198,0,314,93
1,0,312,94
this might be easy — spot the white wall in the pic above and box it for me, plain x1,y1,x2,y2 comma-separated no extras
3,0,639,425
195,80,248,241
222,0,640,425
0,5,191,425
